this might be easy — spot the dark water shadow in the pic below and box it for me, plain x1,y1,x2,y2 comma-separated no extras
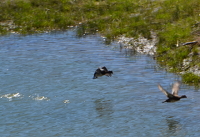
166,116,181,133
162,116,183,136
94,98,114,118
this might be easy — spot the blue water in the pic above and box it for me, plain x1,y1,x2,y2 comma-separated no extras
0,30,200,137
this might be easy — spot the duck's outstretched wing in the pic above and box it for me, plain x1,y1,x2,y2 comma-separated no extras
158,84,174,98
172,82,181,96
95,68,101,73
101,66,108,72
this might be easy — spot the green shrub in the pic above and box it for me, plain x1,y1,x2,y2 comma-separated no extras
182,73,200,85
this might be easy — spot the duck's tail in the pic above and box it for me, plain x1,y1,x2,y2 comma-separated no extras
105,71,113,77
162,100,166,103
108,71,113,74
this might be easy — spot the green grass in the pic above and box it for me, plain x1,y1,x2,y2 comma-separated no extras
182,73,200,85
1,0,200,85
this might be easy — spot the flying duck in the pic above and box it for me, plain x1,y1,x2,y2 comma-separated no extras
93,66,113,79
158,81,187,103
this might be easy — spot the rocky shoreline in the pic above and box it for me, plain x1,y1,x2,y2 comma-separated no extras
117,32,157,56
117,32,200,80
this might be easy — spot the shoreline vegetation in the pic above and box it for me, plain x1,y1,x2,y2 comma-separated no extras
1,0,200,86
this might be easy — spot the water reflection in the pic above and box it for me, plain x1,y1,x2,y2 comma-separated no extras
124,49,137,57
119,42,136,56
94,99,113,118
163,116,182,136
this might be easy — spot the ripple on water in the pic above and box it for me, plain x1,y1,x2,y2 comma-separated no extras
0,93,23,101
29,94,50,101
63,100,70,103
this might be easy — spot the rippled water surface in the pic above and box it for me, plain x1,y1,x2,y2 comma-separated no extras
0,31,200,137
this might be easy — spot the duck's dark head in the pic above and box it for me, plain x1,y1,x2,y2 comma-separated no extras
93,76,97,79
181,95,187,98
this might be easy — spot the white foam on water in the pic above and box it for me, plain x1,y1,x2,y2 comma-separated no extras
0,93,23,101
63,100,70,103
29,94,50,101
